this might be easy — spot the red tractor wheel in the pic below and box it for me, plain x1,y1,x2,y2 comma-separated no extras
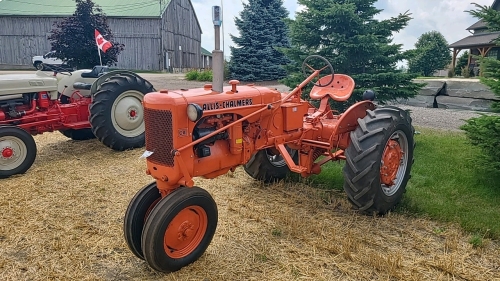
343,106,415,215
123,182,162,260
243,146,298,183
0,126,37,179
141,186,218,273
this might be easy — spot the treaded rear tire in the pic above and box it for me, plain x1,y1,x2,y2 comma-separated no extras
89,73,154,151
59,128,96,140
243,147,298,183
343,106,415,215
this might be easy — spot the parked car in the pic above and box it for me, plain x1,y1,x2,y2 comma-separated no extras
32,51,67,70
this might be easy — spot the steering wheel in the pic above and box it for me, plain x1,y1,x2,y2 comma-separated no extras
301,55,335,87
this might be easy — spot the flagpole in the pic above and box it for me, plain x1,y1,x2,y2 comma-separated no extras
97,47,102,66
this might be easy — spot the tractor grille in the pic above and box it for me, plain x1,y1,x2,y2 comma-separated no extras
144,108,174,167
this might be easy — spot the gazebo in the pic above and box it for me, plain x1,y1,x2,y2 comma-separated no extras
448,0,500,71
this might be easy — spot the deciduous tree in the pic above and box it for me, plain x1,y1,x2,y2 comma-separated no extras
48,0,124,69
408,31,452,77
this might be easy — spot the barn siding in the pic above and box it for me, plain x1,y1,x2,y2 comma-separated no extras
0,0,202,71
162,0,202,71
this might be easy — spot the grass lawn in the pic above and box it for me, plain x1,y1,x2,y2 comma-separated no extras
302,127,500,239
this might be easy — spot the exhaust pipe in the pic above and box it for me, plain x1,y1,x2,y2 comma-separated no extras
212,5,224,93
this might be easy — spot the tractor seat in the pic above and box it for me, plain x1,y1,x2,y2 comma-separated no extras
81,66,110,78
73,82,92,90
309,74,355,102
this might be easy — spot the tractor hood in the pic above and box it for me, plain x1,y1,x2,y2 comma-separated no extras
143,83,283,112
0,72,58,96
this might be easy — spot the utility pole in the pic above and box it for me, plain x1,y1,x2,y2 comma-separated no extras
212,6,223,93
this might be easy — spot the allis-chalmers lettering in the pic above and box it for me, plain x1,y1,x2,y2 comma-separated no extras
202,98,253,110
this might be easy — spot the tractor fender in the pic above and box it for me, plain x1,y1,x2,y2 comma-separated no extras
90,70,156,97
333,100,376,136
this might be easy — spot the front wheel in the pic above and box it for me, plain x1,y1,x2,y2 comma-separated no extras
0,126,37,179
343,106,415,215
89,73,154,151
123,182,162,260
141,186,218,273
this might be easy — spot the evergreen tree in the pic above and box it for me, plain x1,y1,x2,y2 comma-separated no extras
408,31,452,77
455,50,470,76
280,0,423,111
459,3,500,169
48,0,124,69
229,0,291,81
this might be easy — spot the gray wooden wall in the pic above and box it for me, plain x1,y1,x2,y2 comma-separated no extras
0,0,202,71
161,0,202,70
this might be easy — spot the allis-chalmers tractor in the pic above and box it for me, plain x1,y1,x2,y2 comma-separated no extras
0,66,154,178
123,55,415,273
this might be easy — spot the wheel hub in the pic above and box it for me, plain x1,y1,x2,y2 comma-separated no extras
380,140,403,186
177,221,195,241
129,109,137,119
1,147,13,158
111,90,145,138
0,137,28,170
163,206,207,259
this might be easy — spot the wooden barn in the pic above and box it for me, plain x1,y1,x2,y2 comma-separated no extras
0,0,204,71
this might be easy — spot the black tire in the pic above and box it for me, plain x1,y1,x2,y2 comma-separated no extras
141,186,218,273
59,128,96,141
0,126,37,179
123,182,162,260
243,146,298,183
89,73,154,151
34,62,44,71
343,106,415,215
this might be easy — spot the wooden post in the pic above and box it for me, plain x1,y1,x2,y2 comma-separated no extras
467,50,472,68
452,48,459,68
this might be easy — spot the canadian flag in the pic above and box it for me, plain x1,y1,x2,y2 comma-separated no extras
95,29,112,53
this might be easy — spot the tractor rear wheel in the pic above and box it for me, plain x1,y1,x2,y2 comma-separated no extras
243,146,298,183
141,186,218,273
343,106,415,215
0,126,37,179
89,73,154,151
123,181,162,260
59,128,96,141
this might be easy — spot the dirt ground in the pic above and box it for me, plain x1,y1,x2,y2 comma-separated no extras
0,73,499,281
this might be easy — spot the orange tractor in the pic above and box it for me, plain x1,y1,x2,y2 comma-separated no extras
123,55,415,272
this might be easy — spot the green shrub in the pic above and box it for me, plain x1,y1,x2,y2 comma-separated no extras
461,67,470,78
197,70,213,81
185,70,199,81
460,114,500,169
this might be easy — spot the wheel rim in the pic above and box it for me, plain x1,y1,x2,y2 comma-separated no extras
163,205,208,259
110,90,145,138
0,136,28,171
36,63,43,70
380,130,409,196
265,146,296,168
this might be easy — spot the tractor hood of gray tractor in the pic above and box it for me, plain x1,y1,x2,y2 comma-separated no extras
0,72,58,97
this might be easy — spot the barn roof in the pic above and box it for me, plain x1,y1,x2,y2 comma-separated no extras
0,0,171,18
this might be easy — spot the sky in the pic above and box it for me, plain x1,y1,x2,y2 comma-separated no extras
192,0,494,60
